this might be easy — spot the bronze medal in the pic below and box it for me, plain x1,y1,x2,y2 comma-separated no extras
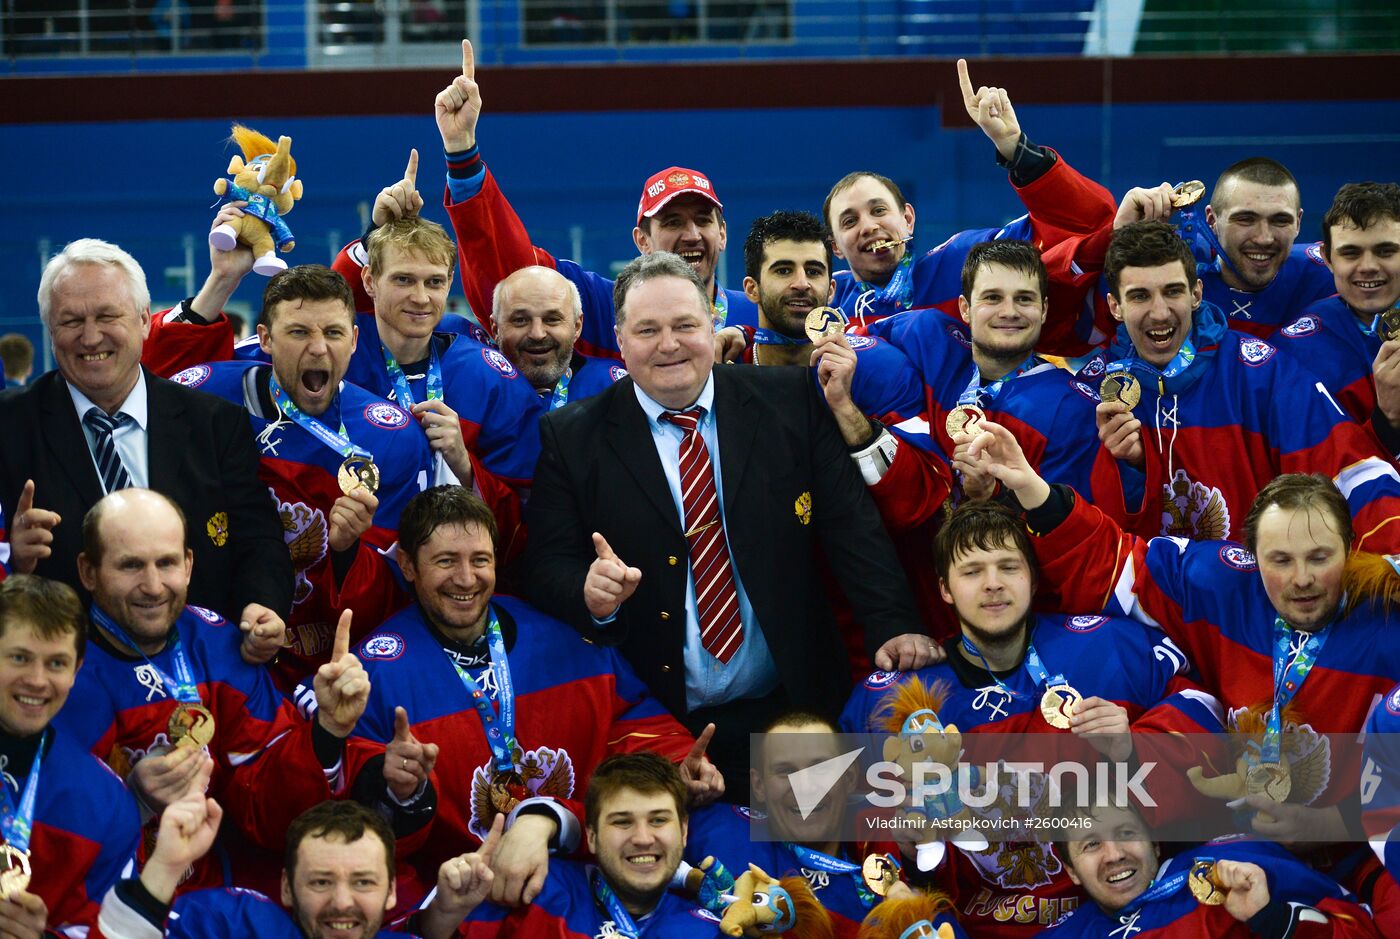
1245,761,1292,802
861,853,899,897
1039,683,1083,730
1099,373,1141,410
337,456,380,495
169,703,216,750
944,405,985,439
0,845,30,900
1171,180,1206,209
804,306,849,344
1377,306,1400,344
1188,859,1226,906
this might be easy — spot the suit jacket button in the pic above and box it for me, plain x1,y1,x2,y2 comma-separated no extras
661,665,671,673
660,611,670,621
667,555,678,566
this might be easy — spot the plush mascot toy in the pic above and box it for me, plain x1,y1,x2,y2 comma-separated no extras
857,883,961,939
719,863,833,938
211,124,303,276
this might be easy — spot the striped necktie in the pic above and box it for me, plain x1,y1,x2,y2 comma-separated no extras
83,407,134,494
660,408,743,664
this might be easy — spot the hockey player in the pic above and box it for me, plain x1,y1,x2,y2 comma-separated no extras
490,266,626,408
0,574,140,937
168,265,435,685
822,60,1115,334
1271,183,1400,444
1046,800,1379,938
1089,220,1400,547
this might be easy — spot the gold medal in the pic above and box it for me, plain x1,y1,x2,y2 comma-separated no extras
944,405,985,438
168,703,216,750
1039,683,1083,730
1099,373,1141,410
1171,180,1206,209
0,845,30,900
1188,859,1226,905
1245,761,1292,802
861,853,900,897
867,236,910,252
1377,306,1400,344
804,306,848,343
337,456,380,495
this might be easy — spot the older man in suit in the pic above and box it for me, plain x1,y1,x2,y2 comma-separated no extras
526,251,936,794
0,239,291,649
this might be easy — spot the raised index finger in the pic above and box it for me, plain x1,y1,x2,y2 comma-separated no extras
956,58,975,105
17,479,34,517
332,608,352,662
404,148,419,187
686,723,716,765
461,38,475,80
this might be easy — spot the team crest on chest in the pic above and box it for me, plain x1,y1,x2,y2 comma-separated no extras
1281,316,1319,338
1161,470,1230,540
608,365,628,382
360,633,405,660
170,364,211,387
846,334,876,350
277,494,329,606
481,347,518,378
1218,545,1257,571
1237,339,1276,366
468,746,575,841
364,402,410,430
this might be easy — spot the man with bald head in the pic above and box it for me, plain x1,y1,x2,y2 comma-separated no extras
492,266,626,410
0,238,291,636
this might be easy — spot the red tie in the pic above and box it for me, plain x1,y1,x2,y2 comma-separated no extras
661,408,743,664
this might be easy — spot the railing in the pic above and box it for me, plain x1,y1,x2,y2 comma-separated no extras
3,0,1397,73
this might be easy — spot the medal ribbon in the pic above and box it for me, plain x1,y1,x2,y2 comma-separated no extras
752,328,808,347
444,610,517,775
960,636,1065,699
712,287,729,330
855,249,914,313
549,368,573,411
1107,337,1197,394
268,374,373,462
0,731,45,857
1117,865,1192,917
382,340,443,408
1256,617,1330,766
89,604,201,705
956,353,1040,410
593,866,643,938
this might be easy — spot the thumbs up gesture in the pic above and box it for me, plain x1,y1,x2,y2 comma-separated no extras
372,148,425,226
314,610,370,739
385,706,440,802
9,479,61,575
435,38,483,152
584,532,642,619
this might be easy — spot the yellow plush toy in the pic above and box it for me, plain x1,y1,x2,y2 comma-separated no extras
210,124,303,276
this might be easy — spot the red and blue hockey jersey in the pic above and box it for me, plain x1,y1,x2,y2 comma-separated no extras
169,360,424,685
1273,297,1381,428
1044,837,1379,938
1203,243,1337,340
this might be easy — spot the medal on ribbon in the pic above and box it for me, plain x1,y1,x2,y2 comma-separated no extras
1188,859,1226,905
268,373,380,497
382,339,443,409
1099,371,1142,410
549,368,573,411
803,307,848,343
861,852,901,898
446,610,519,788
0,732,44,900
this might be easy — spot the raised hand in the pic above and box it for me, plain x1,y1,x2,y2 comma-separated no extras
141,762,222,904
679,723,725,806
1070,696,1132,762
372,149,425,226
238,602,287,665
958,58,1021,160
489,812,555,907
129,739,214,814
965,419,1050,508
385,706,440,802
1095,400,1145,470
435,38,483,152
314,610,370,738
420,815,504,939
584,532,641,620
328,485,378,554
1213,860,1272,923
8,480,61,575
1114,183,1175,229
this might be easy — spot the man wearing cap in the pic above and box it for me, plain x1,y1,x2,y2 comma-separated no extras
432,39,757,361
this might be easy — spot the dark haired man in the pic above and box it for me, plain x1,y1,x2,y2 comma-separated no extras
723,210,838,367
1089,220,1400,547
301,486,714,911
0,574,141,937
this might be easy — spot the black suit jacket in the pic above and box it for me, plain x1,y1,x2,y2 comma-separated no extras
525,365,921,719
0,369,293,619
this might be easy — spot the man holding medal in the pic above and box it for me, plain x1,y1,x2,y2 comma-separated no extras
0,575,141,938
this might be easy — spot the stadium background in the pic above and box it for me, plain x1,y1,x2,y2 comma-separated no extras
2,0,1398,368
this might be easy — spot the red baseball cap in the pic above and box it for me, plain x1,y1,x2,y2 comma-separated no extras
636,167,723,225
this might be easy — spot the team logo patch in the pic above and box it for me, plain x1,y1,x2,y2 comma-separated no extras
278,493,329,607
1388,685,1400,715
1238,339,1276,366
469,746,575,841
1218,544,1257,571
733,805,767,821
1065,615,1107,633
1163,470,1231,540
1072,381,1100,401
360,633,405,660
864,670,901,690
1306,242,1327,266
363,402,410,430
171,364,211,387
191,606,224,625
465,321,492,345
845,334,876,350
1077,355,1107,379
946,324,972,348
609,364,628,382
481,347,518,378
1281,315,1320,338
794,491,812,526
205,512,229,547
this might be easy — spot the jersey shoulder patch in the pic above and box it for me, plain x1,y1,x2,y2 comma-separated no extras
1280,315,1320,338
170,364,212,387
1218,544,1257,571
1064,615,1108,633
1238,338,1276,366
360,632,406,661
481,347,519,378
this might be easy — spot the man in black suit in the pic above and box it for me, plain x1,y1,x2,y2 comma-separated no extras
526,251,936,792
2,238,292,655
